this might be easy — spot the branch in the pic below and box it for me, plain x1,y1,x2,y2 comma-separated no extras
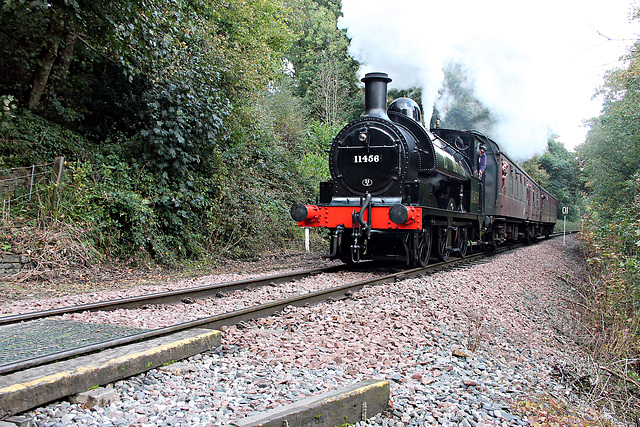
599,364,640,389
69,32,100,55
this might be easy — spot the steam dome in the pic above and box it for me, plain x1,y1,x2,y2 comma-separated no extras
389,97,422,124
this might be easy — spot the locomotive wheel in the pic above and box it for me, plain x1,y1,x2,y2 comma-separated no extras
438,227,450,262
456,227,468,257
414,227,432,267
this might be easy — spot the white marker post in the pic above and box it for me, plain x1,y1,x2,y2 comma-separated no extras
562,206,568,245
304,227,310,252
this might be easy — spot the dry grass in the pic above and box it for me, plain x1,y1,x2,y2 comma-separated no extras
0,219,174,301
513,393,617,427
0,219,327,303
553,237,640,425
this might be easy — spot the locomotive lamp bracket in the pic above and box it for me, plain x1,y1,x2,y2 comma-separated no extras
349,193,373,263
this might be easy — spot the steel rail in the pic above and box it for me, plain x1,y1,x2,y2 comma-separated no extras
0,236,565,376
0,264,349,326
1,233,574,327
0,250,496,376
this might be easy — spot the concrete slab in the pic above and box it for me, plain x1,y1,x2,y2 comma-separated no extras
233,379,390,427
0,328,220,417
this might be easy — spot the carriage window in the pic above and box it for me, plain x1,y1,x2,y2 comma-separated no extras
519,177,523,201
509,170,513,196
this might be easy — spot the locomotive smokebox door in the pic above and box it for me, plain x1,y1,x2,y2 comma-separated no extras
333,124,401,195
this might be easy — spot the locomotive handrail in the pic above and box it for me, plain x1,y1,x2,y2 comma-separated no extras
355,193,372,230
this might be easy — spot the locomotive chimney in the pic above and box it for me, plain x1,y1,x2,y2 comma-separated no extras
362,72,392,120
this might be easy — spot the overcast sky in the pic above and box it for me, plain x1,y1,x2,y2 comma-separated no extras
339,0,639,159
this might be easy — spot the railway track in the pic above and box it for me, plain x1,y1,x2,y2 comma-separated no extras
0,236,570,418
0,264,353,326
0,244,516,376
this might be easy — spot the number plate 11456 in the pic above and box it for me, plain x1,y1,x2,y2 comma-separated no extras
353,155,380,163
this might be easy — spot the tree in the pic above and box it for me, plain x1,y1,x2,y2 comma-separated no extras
578,44,640,213
535,136,585,221
1,0,298,180
285,0,360,124
310,55,352,124
521,157,550,189
0,0,151,110
432,62,496,132
0,0,304,261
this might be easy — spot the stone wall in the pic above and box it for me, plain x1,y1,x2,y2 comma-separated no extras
0,252,32,275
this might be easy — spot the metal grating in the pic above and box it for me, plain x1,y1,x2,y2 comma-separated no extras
0,318,146,365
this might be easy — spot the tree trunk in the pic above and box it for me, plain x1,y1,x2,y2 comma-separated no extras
27,20,64,110
56,32,77,81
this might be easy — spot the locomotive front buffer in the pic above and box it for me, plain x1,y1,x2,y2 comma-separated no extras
291,195,423,264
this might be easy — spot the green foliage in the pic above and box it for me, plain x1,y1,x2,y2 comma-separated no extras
520,135,586,221
306,120,338,153
553,219,582,233
285,0,360,124
254,75,308,147
0,109,90,167
0,0,310,266
573,12,640,419
206,138,313,257
578,36,640,214
297,120,339,186
212,0,299,93
533,135,586,221
39,160,163,262
1,95,16,129
521,158,550,188
0,0,363,269
580,194,640,359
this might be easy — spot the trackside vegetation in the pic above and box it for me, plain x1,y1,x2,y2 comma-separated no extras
572,13,640,416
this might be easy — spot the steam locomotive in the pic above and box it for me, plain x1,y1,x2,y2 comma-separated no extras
291,72,557,266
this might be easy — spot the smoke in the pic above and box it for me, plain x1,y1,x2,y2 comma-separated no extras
338,0,636,159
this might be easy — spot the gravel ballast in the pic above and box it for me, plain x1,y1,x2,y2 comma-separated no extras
19,236,628,426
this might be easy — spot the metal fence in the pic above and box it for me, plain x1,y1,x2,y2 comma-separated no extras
0,157,64,220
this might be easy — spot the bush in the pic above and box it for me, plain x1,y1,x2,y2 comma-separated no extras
0,84,332,269
577,198,640,421
0,109,91,168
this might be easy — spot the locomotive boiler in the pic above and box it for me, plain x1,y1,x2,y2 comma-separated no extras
291,72,557,265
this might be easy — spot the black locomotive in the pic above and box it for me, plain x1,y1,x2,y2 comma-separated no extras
291,72,557,266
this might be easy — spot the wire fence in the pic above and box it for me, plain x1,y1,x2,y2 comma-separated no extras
0,157,64,221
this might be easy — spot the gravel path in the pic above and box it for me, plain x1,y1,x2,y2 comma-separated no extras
22,235,628,426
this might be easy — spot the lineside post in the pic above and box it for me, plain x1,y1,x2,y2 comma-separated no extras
562,206,568,245
304,227,310,252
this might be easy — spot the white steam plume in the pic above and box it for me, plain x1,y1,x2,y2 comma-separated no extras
339,0,636,159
